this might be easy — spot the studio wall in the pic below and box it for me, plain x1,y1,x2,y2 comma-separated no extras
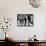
0,0,46,40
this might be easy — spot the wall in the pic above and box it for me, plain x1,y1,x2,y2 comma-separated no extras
0,0,46,40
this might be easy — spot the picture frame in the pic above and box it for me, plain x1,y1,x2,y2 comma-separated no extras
17,14,34,26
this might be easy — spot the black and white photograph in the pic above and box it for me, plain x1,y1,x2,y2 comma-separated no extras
17,14,33,26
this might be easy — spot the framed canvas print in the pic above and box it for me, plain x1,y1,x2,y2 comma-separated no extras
17,14,34,26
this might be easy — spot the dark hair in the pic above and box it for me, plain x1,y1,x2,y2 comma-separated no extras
34,35,36,37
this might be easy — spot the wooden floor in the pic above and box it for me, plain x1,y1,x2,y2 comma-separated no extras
0,40,16,46
0,39,46,46
0,42,16,46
